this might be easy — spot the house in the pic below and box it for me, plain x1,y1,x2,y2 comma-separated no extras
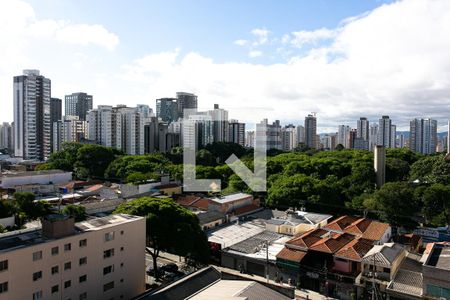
325,215,391,244
421,242,450,299
196,211,226,230
208,193,258,214
264,209,332,236
360,243,407,296
153,183,182,196
386,252,423,300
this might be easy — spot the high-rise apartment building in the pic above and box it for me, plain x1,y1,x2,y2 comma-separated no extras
245,131,255,148
136,104,153,119
208,104,229,143
50,98,62,153
13,70,51,160
65,92,93,121
257,119,281,150
176,92,198,119
281,124,297,151
377,116,395,148
369,123,379,151
357,117,370,141
156,98,178,123
304,114,317,149
409,118,438,154
88,105,145,155
374,145,386,188
52,116,88,152
144,117,180,153
0,122,13,152
338,125,351,148
0,214,146,300
296,125,305,145
228,120,245,146
390,125,396,149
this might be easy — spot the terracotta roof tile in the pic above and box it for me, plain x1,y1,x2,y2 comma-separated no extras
286,228,329,249
325,215,359,231
309,233,355,254
276,247,307,263
234,204,261,216
335,238,374,261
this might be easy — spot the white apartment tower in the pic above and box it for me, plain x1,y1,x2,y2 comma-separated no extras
13,70,51,161
53,116,88,152
88,105,144,155
410,118,438,154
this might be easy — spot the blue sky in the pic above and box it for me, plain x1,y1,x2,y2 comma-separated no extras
0,0,449,132
26,0,392,63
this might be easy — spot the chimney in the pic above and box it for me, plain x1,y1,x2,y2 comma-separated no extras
42,214,75,239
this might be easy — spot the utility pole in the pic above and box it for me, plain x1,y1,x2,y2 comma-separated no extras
266,240,269,283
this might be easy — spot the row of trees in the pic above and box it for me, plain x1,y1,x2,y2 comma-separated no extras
39,142,449,227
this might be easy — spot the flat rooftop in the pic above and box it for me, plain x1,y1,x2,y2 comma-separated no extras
209,193,252,204
425,244,450,270
0,214,143,253
207,219,266,248
0,169,71,178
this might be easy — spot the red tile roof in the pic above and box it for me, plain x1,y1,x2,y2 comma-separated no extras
175,196,211,211
309,232,355,254
325,215,390,242
325,215,359,231
276,247,307,263
335,238,374,261
234,204,261,216
286,228,329,249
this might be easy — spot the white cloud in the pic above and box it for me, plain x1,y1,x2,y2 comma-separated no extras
118,0,450,131
251,28,269,46
234,39,248,46
289,28,337,48
1,0,450,133
248,50,263,58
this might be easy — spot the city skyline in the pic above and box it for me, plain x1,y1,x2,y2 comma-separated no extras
0,0,449,132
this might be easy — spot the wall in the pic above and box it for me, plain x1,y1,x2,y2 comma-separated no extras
0,172,72,188
0,216,14,228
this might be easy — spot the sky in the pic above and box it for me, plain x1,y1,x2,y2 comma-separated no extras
0,0,449,132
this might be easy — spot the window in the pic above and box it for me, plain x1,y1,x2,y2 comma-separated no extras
104,232,115,242
103,281,114,292
120,247,124,251
51,285,59,294
120,230,124,235
33,271,42,281
103,249,114,258
103,265,114,275
79,292,87,300
120,263,124,268
64,262,71,270
79,257,87,265
51,246,59,255
32,251,42,261
79,275,87,283
64,280,71,289
0,282,8,294
0,260,8,272
51,265,59,274
383,267,390,273
32,290,43,300
120,278,124,283
79,239,87,248
64,243,71,251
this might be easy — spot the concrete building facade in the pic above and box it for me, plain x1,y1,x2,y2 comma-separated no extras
0,214,146,300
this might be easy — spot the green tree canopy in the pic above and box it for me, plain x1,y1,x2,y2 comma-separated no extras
113,197,209,277
421,184,450,227
61,204,87,222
